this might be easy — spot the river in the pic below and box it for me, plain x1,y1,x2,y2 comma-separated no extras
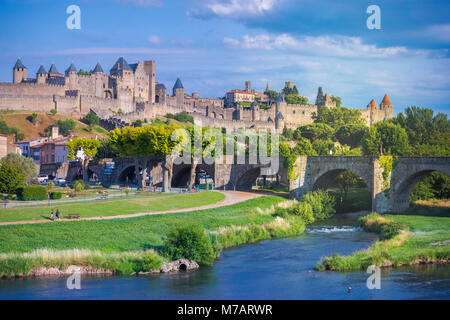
1,212,449,300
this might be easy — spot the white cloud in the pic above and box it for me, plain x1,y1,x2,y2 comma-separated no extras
115,0,163,7
189,0,278,18
420,24,450,43
147,35,163,45
223,33,410,58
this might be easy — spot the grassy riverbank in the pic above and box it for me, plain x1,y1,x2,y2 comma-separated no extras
316,204,450,271
0,191,225,223
0,192,335,277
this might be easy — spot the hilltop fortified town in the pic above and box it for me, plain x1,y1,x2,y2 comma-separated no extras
0,58,393,131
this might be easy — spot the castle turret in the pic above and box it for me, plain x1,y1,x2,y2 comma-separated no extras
245,81,251,92
13,59,27,84
144,60,156,103
367,98,379,110
380,94,394,120
173,78,184,107
275,93,286,131
65,63,77,76
92,62,104,74
36,65,47,84
155,83,166,104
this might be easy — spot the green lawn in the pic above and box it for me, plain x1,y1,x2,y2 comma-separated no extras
0,191,225,223
0,195,284,254
316,206,450,271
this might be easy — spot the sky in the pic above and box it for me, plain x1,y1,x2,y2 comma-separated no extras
0,0,449,115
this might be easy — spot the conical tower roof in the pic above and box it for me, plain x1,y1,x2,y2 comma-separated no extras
173,78,184,90
37,65,47,74
367,99,378,109
14,58,26,69
276,93,284,103
381,94,392,105
48,64,60,74
93,62,104,73
66,63,77,73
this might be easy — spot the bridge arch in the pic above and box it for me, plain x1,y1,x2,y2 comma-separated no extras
234,166,261,190
390,168,450,211
171,163,215,188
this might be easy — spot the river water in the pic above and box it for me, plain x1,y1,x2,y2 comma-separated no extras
1,213,449,300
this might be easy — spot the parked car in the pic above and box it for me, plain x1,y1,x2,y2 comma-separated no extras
37,174,48,183
54,177,66,185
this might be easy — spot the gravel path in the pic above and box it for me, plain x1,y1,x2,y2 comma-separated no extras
0,191,262,226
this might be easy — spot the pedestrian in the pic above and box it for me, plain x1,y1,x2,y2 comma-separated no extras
56,209,60,220
50,209,54,221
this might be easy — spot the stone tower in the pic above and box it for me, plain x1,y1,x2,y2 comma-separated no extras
245,81,252,92
13,59,27,84
36,65,47,85
380,94,394,119
275,93,286,132
173,78,184,107
144,60,156,103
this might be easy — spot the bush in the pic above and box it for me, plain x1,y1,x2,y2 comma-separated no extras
289,202,314,224
73,180,84,192
50,109,57,115
302,190,336,220
17,185,47,201
379,222,402,240
0,160,26,194
82,112,100,126
50,191,62,200
27,113,38,124
163,224,216,266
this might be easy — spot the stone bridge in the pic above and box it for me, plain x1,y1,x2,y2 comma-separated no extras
289,156,450,213
44,155,449,213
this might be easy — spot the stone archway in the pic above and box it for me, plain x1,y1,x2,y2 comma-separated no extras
235,167,261,190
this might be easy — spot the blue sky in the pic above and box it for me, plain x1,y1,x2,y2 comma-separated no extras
0,0,449,115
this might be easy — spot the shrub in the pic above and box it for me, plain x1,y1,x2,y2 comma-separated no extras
379,222,402,240
17,185,47,201
0,160,26,194
302,190,336,220
163,224,216,266
73,180,84,192
289,202,314,224
50,109,57,115
82,112,100,126
50,191,62,200
27,113,38,124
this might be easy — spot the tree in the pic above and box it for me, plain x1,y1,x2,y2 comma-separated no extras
0,159,25,194
264,90,280,106
282,85,299,96
3,153,37,182
361,122,410,156
27,113,38,124
67,138,100,183
54,119,76,136
312,139,334,156
297,123,335,142
313,106,365,129
285,94,308,105
292,138,317,156
82,112,100,126
95,138,120,160
330,96,342,107
334,170,360,202
335,124,369,149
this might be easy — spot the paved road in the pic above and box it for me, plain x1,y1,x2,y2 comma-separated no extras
0,191,262,226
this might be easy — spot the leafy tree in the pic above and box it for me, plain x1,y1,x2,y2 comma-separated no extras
282,127,294,140
0,159,25,194
333,144,362,156
3,153,37,182
166,111,194,124
335,124,369,149
8,127,25,142
330,96,342,107
264,90,280,106
67,138,101,183
83,112,100,126
285,94,308,105
362,122,410,156
312,139,334,156
282,85,299,96
54,119,76,136
335,170,360,201
95,139,120,160
292,138,317,156
27,113,38,124
313,106,365,129
133,119,143,127
410,171,450,201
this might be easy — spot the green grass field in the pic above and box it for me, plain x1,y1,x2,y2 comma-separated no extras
0,195,284,254
316,205,450,271
0,191,225,223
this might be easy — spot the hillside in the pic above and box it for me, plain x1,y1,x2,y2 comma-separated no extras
0,111,108,141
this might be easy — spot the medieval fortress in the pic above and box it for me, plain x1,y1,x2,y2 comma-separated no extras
0,58,393,130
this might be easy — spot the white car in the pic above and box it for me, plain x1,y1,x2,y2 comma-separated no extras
37,174,48,183
54,177,66,185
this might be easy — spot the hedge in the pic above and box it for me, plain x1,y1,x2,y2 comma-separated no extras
17,185,47,201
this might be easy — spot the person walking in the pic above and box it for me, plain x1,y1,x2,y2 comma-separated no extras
50,209,54,221
56,209,60,221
